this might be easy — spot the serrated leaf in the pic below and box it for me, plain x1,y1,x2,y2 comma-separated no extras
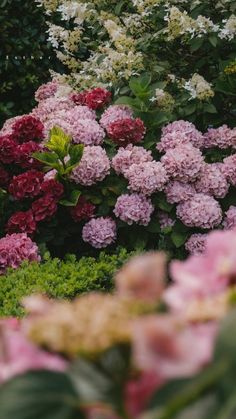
33,151,60,170
59,190,81,207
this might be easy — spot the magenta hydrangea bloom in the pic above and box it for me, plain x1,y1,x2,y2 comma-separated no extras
0,233,40,274
157,120,204,152
185,233,208,255
82,217,116,248
176,193,222,229
223,155,236,187
164,181,196,204
100,105,133,130
112,144,153,176
126,161,168,196
161,144,204,183
194,163,229,198
114,193,154,226
158,211,175,230
203,125,236,149
71,146,110,186
223,206,236,230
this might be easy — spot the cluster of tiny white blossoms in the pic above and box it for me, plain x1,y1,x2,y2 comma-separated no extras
183,74,214,101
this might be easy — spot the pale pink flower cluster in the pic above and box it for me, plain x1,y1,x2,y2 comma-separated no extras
195,163,229,198
35,80,58,102
112,144,153,176
100,105,133,130
223,154,236,186
203,125,236,149
125,161,168,195
158,211,175,230
32,97,74,122
161,143,204,183
176,193,222,229
223,206,236,230
0,233,40,273
114,193,154,225
157,120,204,152
185,233,208,255
71,146,110,186
82,217,116,248
164,181,195,204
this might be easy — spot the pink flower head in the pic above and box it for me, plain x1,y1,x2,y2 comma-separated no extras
0,319,67,384
9,170,44,200
223,154,236,187
157,120,204,152
83,88,112,110
11,115,44,143
100,105,133,130
115,252,166,303
132,315,216,380
107,118,146,146
112,144,153,176
158,211,175,230
6,210,36,236
114,193,154,226
0,233,40,273
71,146,110,186
164,181,196,204
223,206,236,230
176,193,222,229
70,119,105,145
126,161,168,195
35,80,58,102
32,97,74,123
70,197,95,222
185,233,208,255
161,144,204,183
203,125,236,149
0,134,17,164
194,163,229,198
82,217,116,248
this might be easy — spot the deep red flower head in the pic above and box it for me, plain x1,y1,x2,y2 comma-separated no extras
41,179,64,200
15,141,42,169
12,115,44,143
70,91,88,106
9,170,44,200
70,196,95,222
6,210,36,235
0,134,17,164
0,166,10,186
107,118,146,146
32,194,57,222
84,88,112,110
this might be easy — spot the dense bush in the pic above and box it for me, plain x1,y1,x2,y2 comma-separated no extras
0,248,134,317
0,0,62,126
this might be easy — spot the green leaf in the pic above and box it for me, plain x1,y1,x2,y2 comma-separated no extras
0,371,83,419
209,35,218,48
203,103,217,114
171,231,188,248
68,144,84,167
190,37,204,52
47,126,71,159
214,309,236,366
33,151,60,170
59,190,81,207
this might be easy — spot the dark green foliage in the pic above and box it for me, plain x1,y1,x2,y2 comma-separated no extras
0,0,62,126
0,248,134,317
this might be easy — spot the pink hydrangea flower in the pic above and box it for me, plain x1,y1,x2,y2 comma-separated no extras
157,120,204,152
0,233,40,273
44,169,57,181
158,211,175,230
35,81,58,102
223,206,236,230
82,217,116,248
114,193,154,226
32,97,74,122
125,161,168,195
100,105,133,130
112,144,153,176
164,181,196,204
161,144,204,183
223,155,236,187
0,319,67,384
176,193,222,229
71,146,110,186
185,233,208,255
203,125,236,149
194,163,229,198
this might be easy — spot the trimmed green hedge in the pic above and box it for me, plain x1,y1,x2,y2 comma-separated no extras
0,0,62,126
0,248,135,317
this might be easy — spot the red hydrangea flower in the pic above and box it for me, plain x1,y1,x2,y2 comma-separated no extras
9,170,44,200
12,115,44,143
70,196,95,222
6,210,36,235
85,88,112,110
32,194,57,222
0,166,10,186
107,118,146,146
0,135,17,164
41,179,64,200
15,141,42,169
70,91,87,106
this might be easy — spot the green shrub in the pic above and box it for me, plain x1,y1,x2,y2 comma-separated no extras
0,248,135,317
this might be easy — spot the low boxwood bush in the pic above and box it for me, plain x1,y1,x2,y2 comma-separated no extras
0,248,134,317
